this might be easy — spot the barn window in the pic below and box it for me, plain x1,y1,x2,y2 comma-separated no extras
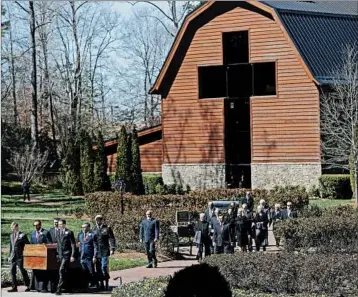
227,64,252,98
253,62,276,96
223,31,249,64
198,65,226,99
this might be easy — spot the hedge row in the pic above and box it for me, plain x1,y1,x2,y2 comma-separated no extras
203,253,358,295
112,253,358,297
318,174,352,199
276,206,358,253
85,186,309,253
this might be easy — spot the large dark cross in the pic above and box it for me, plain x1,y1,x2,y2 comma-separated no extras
198,31,276,99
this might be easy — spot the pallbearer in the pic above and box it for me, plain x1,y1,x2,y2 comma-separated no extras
49,218,60,243
8,222,31,292
93,215,116,291
78,222,98,288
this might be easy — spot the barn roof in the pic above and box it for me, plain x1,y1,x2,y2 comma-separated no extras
149,1,358,95
264,1,358,84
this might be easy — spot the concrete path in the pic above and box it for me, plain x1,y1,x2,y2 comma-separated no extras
1,229,279,297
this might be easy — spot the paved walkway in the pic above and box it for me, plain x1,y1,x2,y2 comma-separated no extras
1,229,279,296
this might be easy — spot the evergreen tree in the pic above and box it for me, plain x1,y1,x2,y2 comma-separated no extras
61,136,83,195
115,126,131,187
93,131,111,191
80,130,94,193
131,127,145,195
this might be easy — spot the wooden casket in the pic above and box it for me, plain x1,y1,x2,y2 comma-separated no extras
23,244,60,270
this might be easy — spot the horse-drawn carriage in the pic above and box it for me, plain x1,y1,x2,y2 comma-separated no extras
165,200,241,254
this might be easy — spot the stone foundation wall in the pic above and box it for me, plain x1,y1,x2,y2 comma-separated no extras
162,164,226,190
251,163,321,190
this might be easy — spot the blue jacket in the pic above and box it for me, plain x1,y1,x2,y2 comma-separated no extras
139,218,159,242
30,228,52,244
78,230,98,259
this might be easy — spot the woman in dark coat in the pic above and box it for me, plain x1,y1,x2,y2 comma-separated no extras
235,208,249,252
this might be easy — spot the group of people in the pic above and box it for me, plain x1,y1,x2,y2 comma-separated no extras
8,209,161,295
194,191,298,260
8,215,115,295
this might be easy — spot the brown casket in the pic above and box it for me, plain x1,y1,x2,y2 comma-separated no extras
23,244,60,270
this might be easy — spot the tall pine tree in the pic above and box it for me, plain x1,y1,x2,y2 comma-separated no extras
61,135,83,195
80,130,94,193
115,126,131,187
131,127,144,195
93,131,111,191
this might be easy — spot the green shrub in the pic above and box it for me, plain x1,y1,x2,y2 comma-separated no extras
203,253,358,295
277,206,358,253
318,174,352,199
130,127,145,195
112,276,170,297
143,175,163,194
1,268,24,287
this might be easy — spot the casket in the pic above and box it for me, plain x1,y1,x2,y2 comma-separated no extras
23,244,60,270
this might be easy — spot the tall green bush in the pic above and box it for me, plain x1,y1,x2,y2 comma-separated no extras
130,127,144,195
93,131,111,191
115,126,131,186
80,131,94,193
318,174,352,199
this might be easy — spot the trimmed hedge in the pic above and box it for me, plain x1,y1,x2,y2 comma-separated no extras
318,174,352,199
111,257,355,297
276,205,358,253
1,268,24,288
85,187,309,254
204,253,358,295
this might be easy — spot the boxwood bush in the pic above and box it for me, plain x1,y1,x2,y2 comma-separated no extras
276,206,358,253
204,253,358,295
143,174,164,194
318,174,352,199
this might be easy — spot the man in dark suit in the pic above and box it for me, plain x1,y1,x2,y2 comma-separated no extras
93,214,116,291
55,219,76,295
78,222,98,288
241,191,254,211
49,218,60,244
282,202,298,219
212,214,233,254
30,220,52,244
194,213,211,260
8,222,30,292
139,210,159,268
271,203,284,247
30,220,52,292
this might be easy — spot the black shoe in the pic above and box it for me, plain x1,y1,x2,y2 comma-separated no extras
146,264,153,268
40,289,48,293
7,288,17,292
153,260,158,268
100,282,105,291
25,287,31,292
55,291,62,295
105,281,109,291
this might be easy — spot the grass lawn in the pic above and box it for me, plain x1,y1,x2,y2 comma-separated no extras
309,199,356,208
109,257,148,271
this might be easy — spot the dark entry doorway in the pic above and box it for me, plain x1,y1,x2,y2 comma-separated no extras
224,98,251,188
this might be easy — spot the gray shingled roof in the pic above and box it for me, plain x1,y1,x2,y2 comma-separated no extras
263,1,358,16
263,1,358,84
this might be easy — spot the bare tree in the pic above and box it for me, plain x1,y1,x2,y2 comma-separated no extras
130,1,200,37
321,44,358,203
8,145,49,183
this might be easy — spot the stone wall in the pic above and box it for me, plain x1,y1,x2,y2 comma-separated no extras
162,164,226,190
251,163,321,190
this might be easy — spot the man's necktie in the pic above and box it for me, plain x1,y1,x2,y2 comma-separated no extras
14,232,18,245
84,233,87,243
36,231,40,243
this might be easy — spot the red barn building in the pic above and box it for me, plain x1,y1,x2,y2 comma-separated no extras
107,1,358,190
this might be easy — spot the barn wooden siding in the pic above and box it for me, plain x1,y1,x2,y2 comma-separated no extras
106,139,162,174
162,5,320,165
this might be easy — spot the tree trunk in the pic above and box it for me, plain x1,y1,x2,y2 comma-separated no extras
9,25,18,125
355,163,358,206
29,1,39,148
70,0,81,134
